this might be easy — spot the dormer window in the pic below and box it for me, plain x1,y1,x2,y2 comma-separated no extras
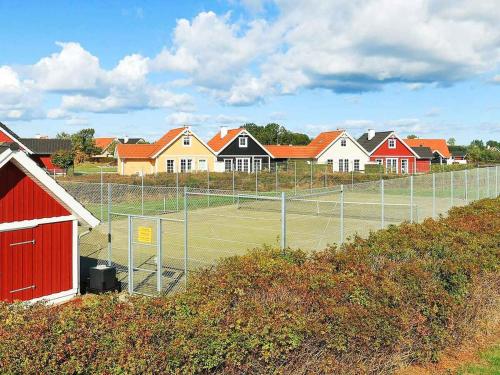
183,135,191,146
388,138,396,149
340,138,347,147
239,136,248,148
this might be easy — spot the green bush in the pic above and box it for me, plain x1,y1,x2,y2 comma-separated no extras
0,198,498,374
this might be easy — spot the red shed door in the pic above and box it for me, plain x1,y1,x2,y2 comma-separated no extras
0,228,35,302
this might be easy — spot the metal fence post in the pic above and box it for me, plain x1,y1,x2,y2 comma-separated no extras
432,173,436,219
184,187,188,287
207,169,210,207
176,172,179,211
127,215,133,294
487,167,490,197
310,162,313,192
465,169,468,203
107,183,112,266
255,165,258,195
275,163,279,193
157,218,162,293
450,171,454,207
141,172,144,215
281,192,286,251
340,184,344,244
476,168,480,200
232,167,235,201
381,179,384,228
294,161,297,195
100,168,104,221
410,175,414,223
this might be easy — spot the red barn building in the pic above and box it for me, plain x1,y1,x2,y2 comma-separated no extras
0,122,72,172
0,144,99,303
357,130,432,174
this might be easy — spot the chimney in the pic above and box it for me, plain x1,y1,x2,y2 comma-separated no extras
220,126,228,138
367,129,375,141
124,135,129,143
35,134,42,139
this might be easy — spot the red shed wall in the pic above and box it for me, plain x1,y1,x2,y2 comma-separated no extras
0,162,69,223
416,159,431,173
0,220,73,302
0,131,15,143
32,155,58,170
372,137,414,157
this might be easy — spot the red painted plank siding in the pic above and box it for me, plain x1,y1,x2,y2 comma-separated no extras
0,131,15,143
416,159,431,173
0,162,69,223
372,137,414,157
0,221,73,302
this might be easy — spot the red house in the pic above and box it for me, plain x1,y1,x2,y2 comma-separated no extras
357,130,432,174
0,122,72,172
0,143,99,303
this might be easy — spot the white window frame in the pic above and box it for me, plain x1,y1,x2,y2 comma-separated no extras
239,136,248,148
236,158,250,172
339,159,344,172
224,159,233,172
388,138,396,149
180,158,192,173
375,159,383,165
183,135,191,147
198,159,207,171
386,158,398,173
253,159,262,171
344,159,349,172
354,159,360,172
166,159,175,173
401,159,408,174
340,138,347,147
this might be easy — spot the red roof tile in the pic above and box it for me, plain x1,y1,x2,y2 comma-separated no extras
207,128,244,152
265,145,316,159
404,138,451,158
116,127,186,159
94,137,116,151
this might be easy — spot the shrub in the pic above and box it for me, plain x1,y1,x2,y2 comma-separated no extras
0,198,498,374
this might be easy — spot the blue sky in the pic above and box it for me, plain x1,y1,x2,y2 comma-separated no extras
1,0,499,144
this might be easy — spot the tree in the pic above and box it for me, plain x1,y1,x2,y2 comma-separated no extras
486,140,499,149
70,128,100,163
447,137,456,146
51,149,75,170
407,134,418,139
243,123,310,145
469,139,484,149
56,132,71,139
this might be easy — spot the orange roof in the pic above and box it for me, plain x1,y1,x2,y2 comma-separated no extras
265,130,344,159
94,137,116,150
265,145,316,159
404,138,450,158
207,128,244,152
117,127,187,159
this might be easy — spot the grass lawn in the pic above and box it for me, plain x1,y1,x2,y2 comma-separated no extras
73,162,117,174
458,343,500,374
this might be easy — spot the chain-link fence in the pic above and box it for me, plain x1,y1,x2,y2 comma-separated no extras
74,165,499,296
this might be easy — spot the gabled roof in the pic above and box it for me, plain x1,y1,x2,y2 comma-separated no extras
265,145,315,159
0,145,99,227
356,131,393,153
410,146,434,159
95,137,117,150
307,130,344,158
20,138,72,155
117,138,145,144
404,139,451,158
0,122,34,154
207,128,245,152
116,143,158,159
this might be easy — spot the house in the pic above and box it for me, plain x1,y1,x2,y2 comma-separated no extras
451,150,467,164
357,130,432,174
266,130,370,172
116,126,216,175
404,138,451,164
0,122,72,171
0,143,99,303
208,127,275,172
94,136,146,158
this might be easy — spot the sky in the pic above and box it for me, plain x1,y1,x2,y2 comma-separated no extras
0,0,499,144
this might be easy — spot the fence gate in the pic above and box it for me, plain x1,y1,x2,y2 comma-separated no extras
127,215,162,296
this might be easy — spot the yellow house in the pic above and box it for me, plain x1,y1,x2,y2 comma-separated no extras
115,127,217,175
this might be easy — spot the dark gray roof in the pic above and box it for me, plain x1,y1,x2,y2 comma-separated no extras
117,138,145,144
20,138,72,154
356,131,393,153
0,122,22,142
411,146,433,159
0,144,10,154
452,150,467,157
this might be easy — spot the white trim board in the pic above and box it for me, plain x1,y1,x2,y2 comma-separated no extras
0,127,34,154
214,129,276,159
0,215,75,232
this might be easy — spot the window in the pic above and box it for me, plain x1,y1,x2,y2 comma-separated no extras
388,138,396,149
386,158,398,173
354,159,360,171
198,159,207,171
224,159,233,172
254,159,262,171
344,159,349,172
375,159,383,165
239,136,248,148
166,159,174,173
340,138,347,147
401,159,408,174
183,135,191,146
236,158,250,172
180,158,192,172
339,159,344,172
327,159,334,170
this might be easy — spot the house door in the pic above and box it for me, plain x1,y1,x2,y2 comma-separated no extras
401,159,409,174
0,228,35,302
386,158,398,173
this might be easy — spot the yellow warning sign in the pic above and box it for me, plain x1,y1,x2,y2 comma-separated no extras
137,226,153,243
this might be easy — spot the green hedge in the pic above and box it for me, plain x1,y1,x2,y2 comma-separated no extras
0,198,499,374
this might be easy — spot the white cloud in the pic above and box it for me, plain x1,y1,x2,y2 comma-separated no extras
492,74,500,84
0,66,42,120
166,111,247,126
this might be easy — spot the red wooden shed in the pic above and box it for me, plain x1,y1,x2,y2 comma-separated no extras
0,144,99,303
